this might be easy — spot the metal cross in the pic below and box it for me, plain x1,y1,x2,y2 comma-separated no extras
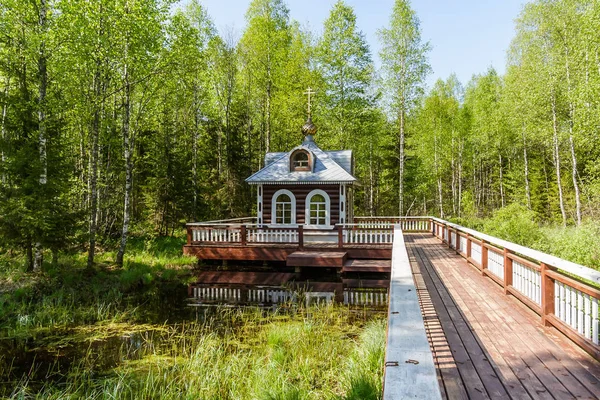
304,87,315,117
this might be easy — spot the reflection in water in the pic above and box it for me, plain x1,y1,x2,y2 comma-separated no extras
1,270,389,397
188,270,389,309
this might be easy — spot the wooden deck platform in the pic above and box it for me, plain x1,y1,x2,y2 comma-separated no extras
342,258,391,273
286,251,347,267
406,233,600,399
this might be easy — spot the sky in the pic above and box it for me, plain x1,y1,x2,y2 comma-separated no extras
189,0,526,88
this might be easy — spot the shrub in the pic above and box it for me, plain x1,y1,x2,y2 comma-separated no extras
482,203,544,247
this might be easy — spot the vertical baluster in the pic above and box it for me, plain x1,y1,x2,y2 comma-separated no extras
592,298,599,345
565,285,572,326
561,283,567,321
571,288,577,329
525,268,531,299
554,281,560,316
584,295,591,340
578,292,584,335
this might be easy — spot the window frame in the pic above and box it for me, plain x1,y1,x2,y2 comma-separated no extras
271,189,296,225
305,189,330,227
290,149,312,172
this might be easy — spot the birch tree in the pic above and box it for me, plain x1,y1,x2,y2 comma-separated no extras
378,0,430,216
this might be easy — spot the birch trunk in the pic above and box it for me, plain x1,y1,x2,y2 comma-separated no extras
457,138,463,217
192,87,199,218
116,54,132,266
551,92,567,226
87,67,102,269
499,153,505,208
564,44,581,225
522,124,531,209
34,0,48,272
1,77,9,186
451,135,456,215
434,130,443,217
369,138,374,216
398,107,405,216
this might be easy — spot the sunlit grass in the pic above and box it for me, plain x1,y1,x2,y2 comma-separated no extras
7,306,385,400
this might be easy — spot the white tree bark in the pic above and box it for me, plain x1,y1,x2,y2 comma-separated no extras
551,92,567,226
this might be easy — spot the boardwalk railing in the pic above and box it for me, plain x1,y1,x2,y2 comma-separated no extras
383,224,441,399
186,216,432,247
431,217,600,360
354,216,431,231
343,288,388,307
189,284,297,305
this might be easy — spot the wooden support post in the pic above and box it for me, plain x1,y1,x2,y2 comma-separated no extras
298,225,304,251
186,226,192,244
240,288,249,303
240,225,247,246
503,248,513,294
337,225,343,249
466,233,471,259
541,263,555,327
481,240,488,276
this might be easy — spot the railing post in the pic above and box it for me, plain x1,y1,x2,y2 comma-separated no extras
541,263,554,327
186,225,192,244
337,225,343,249
481,240,488,276
466,233,471,259
298,225,304,251
240,225,247,246
503,248,513,294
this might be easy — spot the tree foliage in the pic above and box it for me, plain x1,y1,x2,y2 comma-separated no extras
0,0,599,269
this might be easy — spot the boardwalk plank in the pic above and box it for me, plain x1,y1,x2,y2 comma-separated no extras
413,265,469,400
414,245,511,399
406,233,600,400
432,242,599,399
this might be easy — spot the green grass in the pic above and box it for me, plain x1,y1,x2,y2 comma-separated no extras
1,235,386,399
7,307,385,400
0,235,196,337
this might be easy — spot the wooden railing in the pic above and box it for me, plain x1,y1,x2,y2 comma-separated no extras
337,225,394,245
186,216,431,247
189,284,297,305
343,288,388,307
383,224,441,399
354,216,431,231
431,217,600,360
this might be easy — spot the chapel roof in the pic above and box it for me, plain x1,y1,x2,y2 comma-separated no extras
245,135,356,185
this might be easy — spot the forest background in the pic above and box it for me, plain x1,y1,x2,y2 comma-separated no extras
1,0,599,271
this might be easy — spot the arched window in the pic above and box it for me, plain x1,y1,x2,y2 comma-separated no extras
290,150,311,172
271,189,296,225
305,189,330,226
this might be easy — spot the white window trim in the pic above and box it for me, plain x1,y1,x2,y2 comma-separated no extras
271,189,296,225
305,189,331,228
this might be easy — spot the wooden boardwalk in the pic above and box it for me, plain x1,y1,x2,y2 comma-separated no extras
406,233,600,400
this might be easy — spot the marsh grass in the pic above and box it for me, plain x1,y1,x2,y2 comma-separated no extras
1,235,196,337
1,235,386,399
7,306,385,400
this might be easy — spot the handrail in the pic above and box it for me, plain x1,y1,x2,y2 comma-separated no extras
430,217,600,285
383,224,441,399
429,217,600,360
